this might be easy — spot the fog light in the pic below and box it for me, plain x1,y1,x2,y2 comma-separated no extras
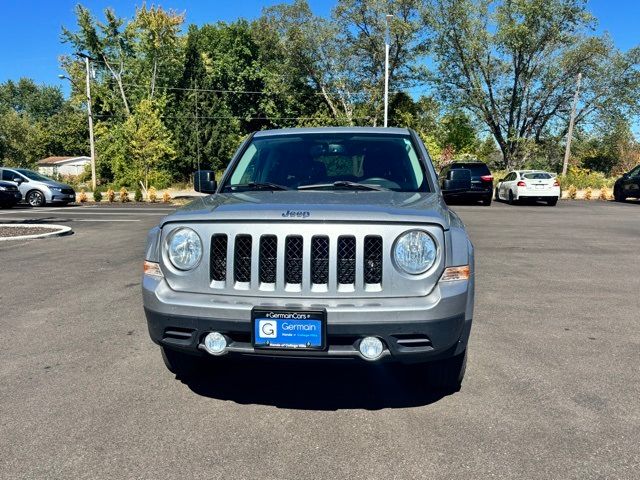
359,336,384,360
203,332,227,355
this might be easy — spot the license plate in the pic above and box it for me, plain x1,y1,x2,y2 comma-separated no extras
535,185,544,189
252,309,326,350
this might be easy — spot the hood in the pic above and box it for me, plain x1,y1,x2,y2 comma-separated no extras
162,191,453,229
40,180,73,189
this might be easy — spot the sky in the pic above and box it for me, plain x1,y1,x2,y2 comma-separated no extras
0,0,638,89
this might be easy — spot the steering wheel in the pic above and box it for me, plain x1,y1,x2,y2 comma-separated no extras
361,177,401,189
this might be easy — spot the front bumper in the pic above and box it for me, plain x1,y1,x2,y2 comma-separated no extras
50,193,76,203
0,191,22,204
142,275,474,364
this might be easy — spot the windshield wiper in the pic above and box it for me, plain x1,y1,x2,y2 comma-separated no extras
224,182,289,192
298,181,388,191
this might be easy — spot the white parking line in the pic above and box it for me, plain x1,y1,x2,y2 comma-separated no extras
70,207,176,212
0,217,140,222
0,210,166,216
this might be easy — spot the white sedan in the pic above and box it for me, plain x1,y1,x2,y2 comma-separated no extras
495,170,561,206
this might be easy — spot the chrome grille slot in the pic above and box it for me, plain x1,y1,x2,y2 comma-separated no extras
311,236,329,285
210,234,228,282
233,235,252,283
337,236,356,285
364,236,383,284
285,236,304,284
259,235,278,284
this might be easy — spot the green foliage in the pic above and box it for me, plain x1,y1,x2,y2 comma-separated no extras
428,0,640,169
134,187,143,202
93,189,102,202
1,1,636,186
559,167,613,190
98,98,176,188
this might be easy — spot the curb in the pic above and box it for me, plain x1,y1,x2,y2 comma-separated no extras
0,224,73,242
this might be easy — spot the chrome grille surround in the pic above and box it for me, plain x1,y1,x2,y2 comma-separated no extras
161,222,445,299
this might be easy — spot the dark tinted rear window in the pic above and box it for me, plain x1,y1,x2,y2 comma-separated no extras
451,163,490,176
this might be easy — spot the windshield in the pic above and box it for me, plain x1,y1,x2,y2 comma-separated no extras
224,133,429,192
15,169,55,182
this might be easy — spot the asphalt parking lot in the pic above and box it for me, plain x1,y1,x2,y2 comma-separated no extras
1,200,639,479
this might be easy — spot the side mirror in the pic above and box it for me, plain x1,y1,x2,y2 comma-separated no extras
622,173,630,179
193,170,217,194
13,177,24,185
499,178,505,182
442,169,472,193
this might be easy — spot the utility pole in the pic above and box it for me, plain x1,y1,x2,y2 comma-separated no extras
383,14,393,128
81,54,97,191
562,72,582,176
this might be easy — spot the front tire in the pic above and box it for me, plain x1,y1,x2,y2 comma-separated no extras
614,185,626,202
26,190,46,207
425,349,467,392
494,187,500,201
161,347,202,378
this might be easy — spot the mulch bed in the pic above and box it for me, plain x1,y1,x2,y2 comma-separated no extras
0,226,59,238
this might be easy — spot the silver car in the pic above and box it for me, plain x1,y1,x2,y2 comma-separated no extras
0,168,76,206
142,127,475,391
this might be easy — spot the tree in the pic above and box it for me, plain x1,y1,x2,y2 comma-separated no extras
112,98,176,189
333,0,428,124
62,5,135,115
427,0,640,169
0,110,46,167
132,5,185,97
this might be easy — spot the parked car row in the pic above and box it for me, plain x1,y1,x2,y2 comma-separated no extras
0,167,76,207
440,161,561,207
441,160,640,207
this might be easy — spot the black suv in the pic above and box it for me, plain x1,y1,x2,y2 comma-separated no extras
613,164,640,202
439,162,493,206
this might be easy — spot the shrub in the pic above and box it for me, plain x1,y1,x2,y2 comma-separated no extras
148,186,158,203
162,191,172,203
568,185,577,199
134,188,143,202
584,187,592,200
146,170,173,190
558,167,613,190
93,190,102,202
78,189,88,203
599,187,611,201
119,187,130,203
107,188,115,203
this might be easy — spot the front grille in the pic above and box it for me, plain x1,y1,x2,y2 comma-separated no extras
285,236,303,284
209,232,385,293
364,236,383,284
337,236,356,284
311,236,329,284
210,234,228,281
259,235,277,283
61,188,75,195
234,235,252,282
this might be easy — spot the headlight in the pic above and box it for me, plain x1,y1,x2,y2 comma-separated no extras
50,187,62,192
0,186,6,191
393,230,437,275
167,228,202,270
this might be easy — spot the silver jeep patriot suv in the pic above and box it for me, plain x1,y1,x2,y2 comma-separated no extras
143,127,475,390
